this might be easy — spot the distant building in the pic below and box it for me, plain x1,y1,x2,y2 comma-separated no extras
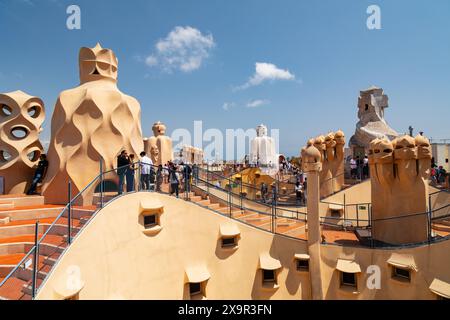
174,145,204,165
431,141,450,171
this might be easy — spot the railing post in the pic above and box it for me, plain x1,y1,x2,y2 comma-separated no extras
428,194,432,243
228,177,232,218
356,205,359,228
68,180,72,245
206,164,209,196
99,158,104,208
343,194,346,225
240,178,243,210
31,221,39,299
137,160,141,192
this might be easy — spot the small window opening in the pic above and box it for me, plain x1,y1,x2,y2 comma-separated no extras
341,272,357,288
392,267,411,282
262,269,276,285
144,214,157,229
221,237,236,248
296,259,309,271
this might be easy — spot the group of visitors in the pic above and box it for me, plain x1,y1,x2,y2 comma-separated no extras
117,150,154,194
431,164,448,186
350,155,369,180
116,150,195,197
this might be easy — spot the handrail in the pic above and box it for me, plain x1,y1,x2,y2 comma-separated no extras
0,245,36,288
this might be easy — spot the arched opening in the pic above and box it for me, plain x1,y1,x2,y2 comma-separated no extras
95,180,118,193
27,105,41,118
10,126,29,139
0,150,12,162
1,104,12,117
27,150,41,162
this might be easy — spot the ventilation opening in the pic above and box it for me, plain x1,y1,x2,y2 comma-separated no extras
10,127,29,139
392,267,411,282
365,104,369,111
27,106,40,118
340,272,357,288
91,68,100,75
0,150,12,162
1,104,12,117
27,150,41,162
189,282,201,296
296,259,309,271
144,214,157,229
221,237,237,248
262,269,276,285
330,209,341,217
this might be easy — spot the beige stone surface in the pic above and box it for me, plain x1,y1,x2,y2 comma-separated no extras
36,191,450,300
349,86,398,150
301,130,345,198
368,134,431,244
0,90,45,194
42,44,143,203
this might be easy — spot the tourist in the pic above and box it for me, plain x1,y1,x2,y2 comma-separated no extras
431,166,437,185
139,151,153,191
26,154,49,195
260,182,268,203
363,155,369,179
117,150,130,195
356,156,363,180
295,181,303,206
183,162,192,192
169,164,180,198
156,165,163,192
163,163,169,183
350,157,357,179
126,154,136,192
438,166,447,184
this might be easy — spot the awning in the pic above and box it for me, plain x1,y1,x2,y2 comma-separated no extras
219,224,240,237
139,199,164,214
185,265,211,283
329,204,344,211
387,253,418,271
336,259,361,273
259,253,282,271
429,278,450,299
294,254,310,260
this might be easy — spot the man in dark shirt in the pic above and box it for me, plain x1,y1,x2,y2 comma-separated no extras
26,154,49,195
117,150,130,195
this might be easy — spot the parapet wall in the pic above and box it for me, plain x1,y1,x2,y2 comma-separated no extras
37,192,450,300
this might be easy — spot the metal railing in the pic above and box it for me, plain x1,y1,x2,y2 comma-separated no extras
0,160,449,299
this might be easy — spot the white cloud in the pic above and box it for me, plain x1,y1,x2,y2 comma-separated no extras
237,62,295,90
246,99,270,108
146,26,215,73
222,102,236,111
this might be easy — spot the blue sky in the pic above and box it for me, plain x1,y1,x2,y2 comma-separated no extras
1,0,449,158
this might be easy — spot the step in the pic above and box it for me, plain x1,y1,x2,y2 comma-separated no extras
0,195,44,207
22,278,43,296
207,203,221,210
190,196,203,202
196,199,211,206
16,267,48,282
244,215,270,223
43,256,58,266
0,203,14,210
